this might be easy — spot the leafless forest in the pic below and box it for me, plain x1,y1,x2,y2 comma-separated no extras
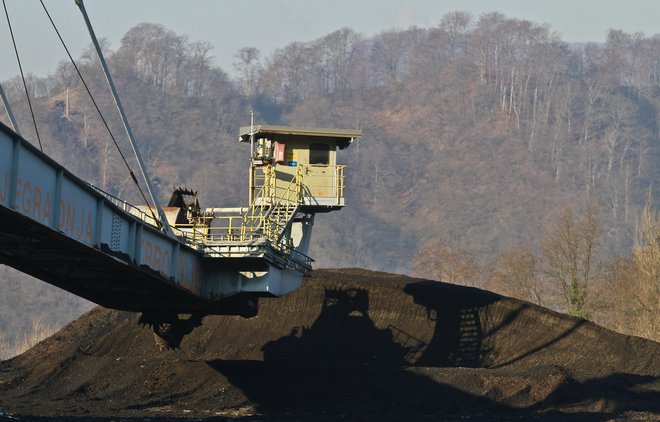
1,11,659,356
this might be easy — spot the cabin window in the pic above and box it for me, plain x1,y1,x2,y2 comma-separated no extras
309,143,330,165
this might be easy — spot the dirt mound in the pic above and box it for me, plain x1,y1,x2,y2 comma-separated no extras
1,268,659,420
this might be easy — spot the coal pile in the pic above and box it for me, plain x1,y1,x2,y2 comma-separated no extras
1,268,659,420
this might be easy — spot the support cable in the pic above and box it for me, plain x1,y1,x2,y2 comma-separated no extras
2,0,43,151
39,0,162,230
74,0,174,237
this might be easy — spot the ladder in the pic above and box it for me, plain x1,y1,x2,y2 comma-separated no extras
241,165,303,245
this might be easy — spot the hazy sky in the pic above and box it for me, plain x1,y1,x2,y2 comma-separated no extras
1,0,659,81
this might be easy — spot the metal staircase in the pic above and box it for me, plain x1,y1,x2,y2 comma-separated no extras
241,165,303,246
269,203,299,243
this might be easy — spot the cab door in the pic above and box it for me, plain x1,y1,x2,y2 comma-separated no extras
304,143,335,199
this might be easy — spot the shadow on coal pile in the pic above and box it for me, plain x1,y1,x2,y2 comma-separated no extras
402,280,591,369
209,286,514,419
403,281,498,368
209,274,660,420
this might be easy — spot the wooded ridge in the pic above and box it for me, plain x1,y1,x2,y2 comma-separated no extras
1,11,658,355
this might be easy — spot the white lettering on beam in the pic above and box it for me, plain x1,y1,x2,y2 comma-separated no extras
12,175,94,244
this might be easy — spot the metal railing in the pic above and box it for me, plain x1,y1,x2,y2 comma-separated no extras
262,166,303,241
240,165,277,238
170,165,303,246
87,183,155,225
171,215,243,243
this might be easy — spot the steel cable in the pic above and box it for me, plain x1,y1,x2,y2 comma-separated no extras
2,0,43,151
39,0,162,228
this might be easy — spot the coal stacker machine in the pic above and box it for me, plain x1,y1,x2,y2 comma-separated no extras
0,0,360,347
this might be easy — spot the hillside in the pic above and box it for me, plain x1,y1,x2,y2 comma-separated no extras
0,269,658,420
1,12,659,354
2,16,658,269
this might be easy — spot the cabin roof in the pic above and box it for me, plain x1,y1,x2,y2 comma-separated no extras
239,125,361,149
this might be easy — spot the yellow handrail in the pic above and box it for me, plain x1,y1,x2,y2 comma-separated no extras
262,165,303,241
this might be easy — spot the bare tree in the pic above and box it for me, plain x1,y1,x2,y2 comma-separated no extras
313,28,363,97
631,198,660,339
234,47,261,100
54,60,79,91
260,42,311,103
486,246,543,305
596,198,660,341
186,41,214,97
413,236,481,287
370,30,408,84
439,11,473,57
541,206,601,318
117,23,187,92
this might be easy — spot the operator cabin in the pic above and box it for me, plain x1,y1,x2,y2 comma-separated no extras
238,125,360,210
